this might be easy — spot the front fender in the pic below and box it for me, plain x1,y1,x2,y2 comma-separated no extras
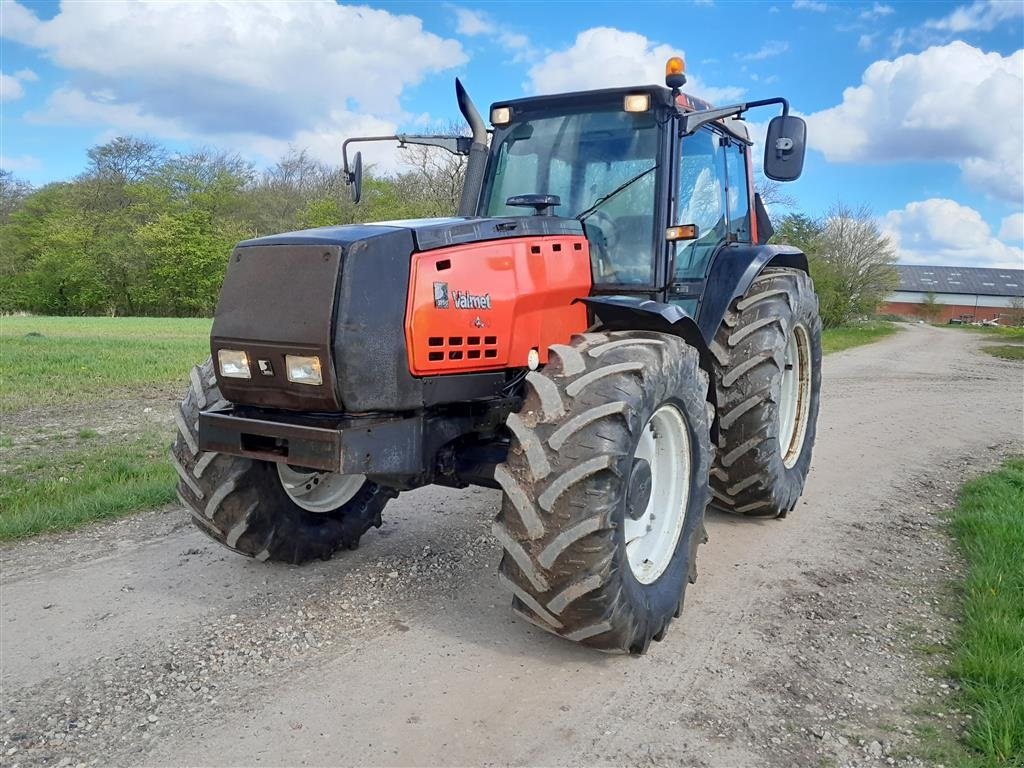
696,245,808,342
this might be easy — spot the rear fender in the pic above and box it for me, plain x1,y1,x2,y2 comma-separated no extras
697,245,808,342
580,296,719,442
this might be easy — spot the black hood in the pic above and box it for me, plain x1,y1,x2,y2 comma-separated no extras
236,216,584,253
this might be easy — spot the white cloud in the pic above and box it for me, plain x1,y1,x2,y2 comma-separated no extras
807,42,1024,203
527,28,744,105
0,68,38,101
881,199,1024,269
740,41,789,61
889,2,1024,54
3,1,465,144
0,153,41,172
453,7,494,36
859,3,894,20
999,212,1024,245
858,33,875,51
29,86,404,173
925,0,1024,32
449,7,535,62
0,73,24,102
793,0,827,12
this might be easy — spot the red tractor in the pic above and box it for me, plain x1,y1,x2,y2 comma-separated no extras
173,58,820,654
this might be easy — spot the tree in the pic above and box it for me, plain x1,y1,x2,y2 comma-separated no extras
0,169,33,225
1005,295,1024,327
396,122,468,217
773,213,824,256
918,291,942,322
86,137,166,184
754,173,796,227
772,207,898,328
818,202,898,325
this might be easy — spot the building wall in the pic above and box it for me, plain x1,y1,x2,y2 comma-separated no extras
879,300,1010,323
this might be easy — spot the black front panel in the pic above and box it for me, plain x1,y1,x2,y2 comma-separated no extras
211,243,344,411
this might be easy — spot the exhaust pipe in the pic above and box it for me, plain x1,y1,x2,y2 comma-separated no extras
456,78,489,217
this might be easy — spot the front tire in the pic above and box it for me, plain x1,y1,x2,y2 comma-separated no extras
494,331,713,654
710,267,822,517
170,359,395,564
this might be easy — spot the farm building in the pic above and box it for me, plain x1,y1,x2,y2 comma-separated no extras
879,264,1024,323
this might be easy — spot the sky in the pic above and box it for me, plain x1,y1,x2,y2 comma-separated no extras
1,0,1022,269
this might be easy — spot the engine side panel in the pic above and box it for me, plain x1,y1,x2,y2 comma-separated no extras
406,236,592,375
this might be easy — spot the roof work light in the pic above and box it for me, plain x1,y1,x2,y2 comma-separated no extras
623,93,651,112
490,106,512,126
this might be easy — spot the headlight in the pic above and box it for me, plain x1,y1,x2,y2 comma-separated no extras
286,355,323,386
217,349,251,379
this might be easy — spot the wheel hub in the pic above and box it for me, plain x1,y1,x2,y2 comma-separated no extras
626,458,653,520
276,464,365,513
623,404,692,585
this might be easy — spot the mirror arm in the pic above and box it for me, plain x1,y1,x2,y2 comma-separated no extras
678,96,791,136
342,134,474,185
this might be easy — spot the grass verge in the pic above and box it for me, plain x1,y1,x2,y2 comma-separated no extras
944,324,1024,341
946,458,1024,765
1,316,210,412
822,321,897,354
0,432,177,540
981,344,1024,361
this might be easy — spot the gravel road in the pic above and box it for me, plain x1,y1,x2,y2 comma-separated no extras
2,324,1022,768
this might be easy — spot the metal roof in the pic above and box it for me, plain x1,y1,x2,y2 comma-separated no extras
895,265,1024,297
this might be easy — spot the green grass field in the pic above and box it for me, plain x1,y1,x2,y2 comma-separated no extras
821,321,898,354
946,459,1024,766
1,316,211,412
1,315,899,413
0,314,899,540
0,431,177,540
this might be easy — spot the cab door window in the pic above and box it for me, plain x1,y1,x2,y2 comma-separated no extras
675,128,727,281
725,141,751,243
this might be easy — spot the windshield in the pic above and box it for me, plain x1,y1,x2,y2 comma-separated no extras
484,108,660,285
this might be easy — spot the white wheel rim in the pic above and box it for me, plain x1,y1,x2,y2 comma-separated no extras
779,323,811,469
276,464,365,513
623,404,692,585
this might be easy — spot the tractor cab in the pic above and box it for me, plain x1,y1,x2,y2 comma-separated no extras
344,56,806,324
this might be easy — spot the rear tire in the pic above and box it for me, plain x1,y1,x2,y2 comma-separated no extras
494,331,713,654
709,267,822,518
170,359,395,564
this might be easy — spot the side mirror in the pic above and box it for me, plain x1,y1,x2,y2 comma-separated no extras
764,115,806,182
350,151,363,204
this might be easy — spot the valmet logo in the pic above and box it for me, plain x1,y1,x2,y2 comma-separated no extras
434,282,492,310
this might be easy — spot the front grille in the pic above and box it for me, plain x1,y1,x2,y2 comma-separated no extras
425,335,500,364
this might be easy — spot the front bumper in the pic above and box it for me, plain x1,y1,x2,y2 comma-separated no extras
199,408,433,475
198,404,511,488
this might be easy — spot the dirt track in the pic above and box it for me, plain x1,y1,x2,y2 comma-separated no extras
2,325,1022,768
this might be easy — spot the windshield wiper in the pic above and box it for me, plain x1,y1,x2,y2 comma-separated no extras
575,164,657,222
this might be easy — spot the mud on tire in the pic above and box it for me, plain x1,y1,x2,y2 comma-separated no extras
493,331,713,654
170,359,395,564
710,267,822,518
